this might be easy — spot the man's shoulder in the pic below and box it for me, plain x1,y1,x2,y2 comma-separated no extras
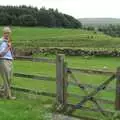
0,38,7,46
0,38,3,44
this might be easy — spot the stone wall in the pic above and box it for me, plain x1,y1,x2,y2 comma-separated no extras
13,48,120,57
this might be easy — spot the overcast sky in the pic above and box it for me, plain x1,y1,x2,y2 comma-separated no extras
0,0,120,19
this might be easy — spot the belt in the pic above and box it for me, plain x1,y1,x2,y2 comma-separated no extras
0,58,13,61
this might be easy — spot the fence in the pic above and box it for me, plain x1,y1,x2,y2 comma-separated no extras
13,54,120,120
55,55,120,119
13,55,56,98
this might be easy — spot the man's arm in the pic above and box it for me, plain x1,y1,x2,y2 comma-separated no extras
0,42,9,57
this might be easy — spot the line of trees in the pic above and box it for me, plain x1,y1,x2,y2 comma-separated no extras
0,5,82,28
98,24,120,37
83,24,120,37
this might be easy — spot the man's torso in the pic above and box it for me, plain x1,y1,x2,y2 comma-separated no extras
0,38,13,60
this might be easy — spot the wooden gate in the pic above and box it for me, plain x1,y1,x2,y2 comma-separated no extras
56,54,120,119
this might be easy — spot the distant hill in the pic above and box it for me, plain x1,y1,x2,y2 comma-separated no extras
78,18,120,26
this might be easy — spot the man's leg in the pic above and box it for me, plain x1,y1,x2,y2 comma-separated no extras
0,60,6,97
1,60,15,99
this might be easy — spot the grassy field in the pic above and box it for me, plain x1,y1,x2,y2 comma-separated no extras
0,56,118,120
0,27,120,48
0,95,53,120
0,55,118,119
0,27,120,119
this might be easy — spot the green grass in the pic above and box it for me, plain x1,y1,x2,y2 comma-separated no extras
6,56,119,119
13,56,119,99
1,27,120,48
0,26,119,119
0,92,54,120
0,56,118,119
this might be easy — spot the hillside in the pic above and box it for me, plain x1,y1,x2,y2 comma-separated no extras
2,27,120,48
78,18,120,26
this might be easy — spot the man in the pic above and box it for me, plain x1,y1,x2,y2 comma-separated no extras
0,27,15,99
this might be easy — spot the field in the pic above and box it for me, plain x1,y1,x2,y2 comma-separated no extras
0,96,53,120
0,27,120,119
0,27,120,48
0,56,118,120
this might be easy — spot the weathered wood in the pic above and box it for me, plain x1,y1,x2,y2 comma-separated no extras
56,54,65,105
68,67,114,75
14,73,55,81
14,56,56,64
72,75,115,110
11,86,56,97
63,62,68,106
69,81,115,92
69,93,114,104
67,104,114,114
115,67,120,110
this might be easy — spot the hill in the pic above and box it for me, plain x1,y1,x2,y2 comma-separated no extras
4,27,117,48
0,27,119,48
0,5,81,28
1,27,120,50
78,18,120,26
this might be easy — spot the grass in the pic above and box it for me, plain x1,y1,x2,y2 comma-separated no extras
6,56,119,119
0,92,54,120
0,55,118,119
13,55,119,99
0,26,120,119
1,27,120,48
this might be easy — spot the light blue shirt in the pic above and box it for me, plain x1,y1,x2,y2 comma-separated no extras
0,38,13,60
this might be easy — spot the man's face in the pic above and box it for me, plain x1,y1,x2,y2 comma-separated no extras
3,32,10,40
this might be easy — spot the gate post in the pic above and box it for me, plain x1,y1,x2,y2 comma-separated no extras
63,62,68,106
115,67,120,110
56,54,67,107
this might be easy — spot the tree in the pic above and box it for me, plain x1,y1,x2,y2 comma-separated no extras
19,14,37,26
0,5,82,28
0,12,12,25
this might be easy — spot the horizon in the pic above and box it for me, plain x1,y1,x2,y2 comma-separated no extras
79,17,120,19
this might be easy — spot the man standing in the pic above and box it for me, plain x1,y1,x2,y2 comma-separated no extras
0,27,15,99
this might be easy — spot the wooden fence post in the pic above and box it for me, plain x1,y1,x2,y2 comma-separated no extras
56,54,67,106
63,62,68,106
115,67,120,110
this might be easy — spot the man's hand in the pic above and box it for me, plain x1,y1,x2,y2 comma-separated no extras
8,42,11,48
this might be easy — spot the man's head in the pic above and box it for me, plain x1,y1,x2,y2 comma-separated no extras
2,27,12,40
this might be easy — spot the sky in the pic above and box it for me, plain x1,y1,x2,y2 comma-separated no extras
0,0,120,19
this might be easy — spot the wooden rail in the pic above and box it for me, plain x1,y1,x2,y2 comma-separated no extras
69,81,115,92
67,104,114,114
68,67,115,75
68,93,114,104
14,56,56,64
11,86,56,97
14,73,55,82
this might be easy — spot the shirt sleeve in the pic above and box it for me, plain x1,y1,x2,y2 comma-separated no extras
0,42,7,54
